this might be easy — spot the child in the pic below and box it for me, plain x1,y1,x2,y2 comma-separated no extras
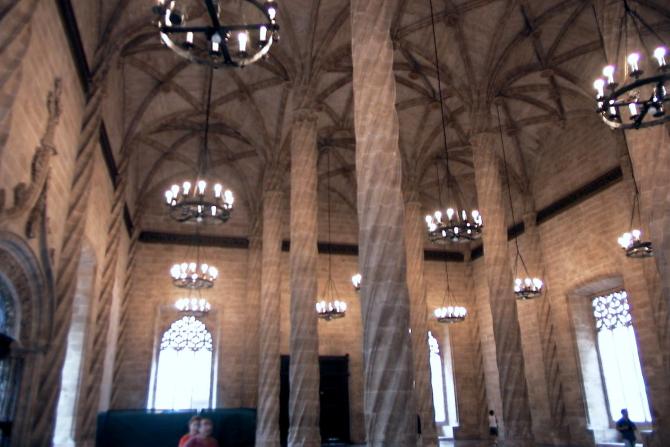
179,416,201,447
184,418,219,447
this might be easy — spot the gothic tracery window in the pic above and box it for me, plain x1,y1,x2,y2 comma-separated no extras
592,290,651,422
151,316,214,410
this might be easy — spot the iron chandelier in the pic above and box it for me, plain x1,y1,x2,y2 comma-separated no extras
153,0,279,68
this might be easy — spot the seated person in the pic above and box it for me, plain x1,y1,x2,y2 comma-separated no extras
184,418,219,447
179,416,201,447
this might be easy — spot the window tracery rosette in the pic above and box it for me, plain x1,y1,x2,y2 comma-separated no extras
160,316,213,352
592,290,633,332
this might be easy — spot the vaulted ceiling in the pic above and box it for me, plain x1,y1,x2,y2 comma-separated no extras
73,0,670,244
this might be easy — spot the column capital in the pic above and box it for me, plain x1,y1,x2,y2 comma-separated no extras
293,107,318,126
263,163,285,193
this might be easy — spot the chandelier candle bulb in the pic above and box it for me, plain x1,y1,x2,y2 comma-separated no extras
627,53,641,74
594,79,605,98
238,32,248,53
259,26,268,42
654,47,667,67
351,273,361,291
603,65,615,84
185,31,194,46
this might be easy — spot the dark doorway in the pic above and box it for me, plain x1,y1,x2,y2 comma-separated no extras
280,355,350,446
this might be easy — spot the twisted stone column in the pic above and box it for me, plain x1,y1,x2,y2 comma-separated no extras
471,132,533,446
287,109,321,446
110,220,140,409
256,187,283,447
403,195,437,446
0,0,39,161
351,1,416,444
451,255,488,440
241,230,262,408
519,212,580,444
30,74,106,446
75,154,129,442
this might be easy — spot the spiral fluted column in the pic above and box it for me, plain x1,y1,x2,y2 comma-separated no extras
75,154,129,442
287,110,321,447
110,219,140,409
351,1,416,444
471,132,533,446
30,74,106,446
242,230,262,408
256,187,283,447
404,195,437,446
451,255,488,440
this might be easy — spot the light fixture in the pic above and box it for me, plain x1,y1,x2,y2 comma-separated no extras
175,297,212,313
152,0,280,68
351,273,361,291
496,104,545,300
618,229,653,258
164,68,235,223
592,1,669,129
433,250,467,324
424,0,482,244
170,261,218,289
316,147,347,321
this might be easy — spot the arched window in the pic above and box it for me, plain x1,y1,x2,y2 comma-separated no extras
151,316,214,410
592,290,651,422
428,332,446,423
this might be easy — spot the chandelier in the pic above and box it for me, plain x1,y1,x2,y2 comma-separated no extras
153,0,279,68
434,305,467,324
425,209,483,244
593,1,668,129
351,273,361,291
618,229,653,257
495,104,545,300
164,67,235,224
315,147,347,321
424,0,482,244
175,297,212,313
170,261,218,289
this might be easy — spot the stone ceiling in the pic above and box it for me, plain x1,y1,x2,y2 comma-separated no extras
73,0,670,244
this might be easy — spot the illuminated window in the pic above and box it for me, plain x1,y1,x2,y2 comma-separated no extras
150,316,214,410
428,332,446,423
592,290,651,422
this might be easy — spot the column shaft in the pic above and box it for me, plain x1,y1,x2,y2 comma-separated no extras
288,111,321,446
29,76,105,447
404,199,437,445
450,259,488,440
256,189,283,447
471,132,533,446
351,1,416,445
242,234,262,408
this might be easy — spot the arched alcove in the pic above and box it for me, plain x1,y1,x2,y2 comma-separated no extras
567,275,651,444
53,240,97,447
0,231,51,447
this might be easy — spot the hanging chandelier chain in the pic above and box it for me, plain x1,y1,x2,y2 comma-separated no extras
326,147,332,281
428,0,452,202
200,66,215,176
496,103,530,277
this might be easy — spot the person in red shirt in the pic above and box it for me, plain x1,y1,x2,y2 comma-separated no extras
178,416,201,447
184,418,219,447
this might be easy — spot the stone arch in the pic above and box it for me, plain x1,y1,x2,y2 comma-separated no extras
0,231,51,447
